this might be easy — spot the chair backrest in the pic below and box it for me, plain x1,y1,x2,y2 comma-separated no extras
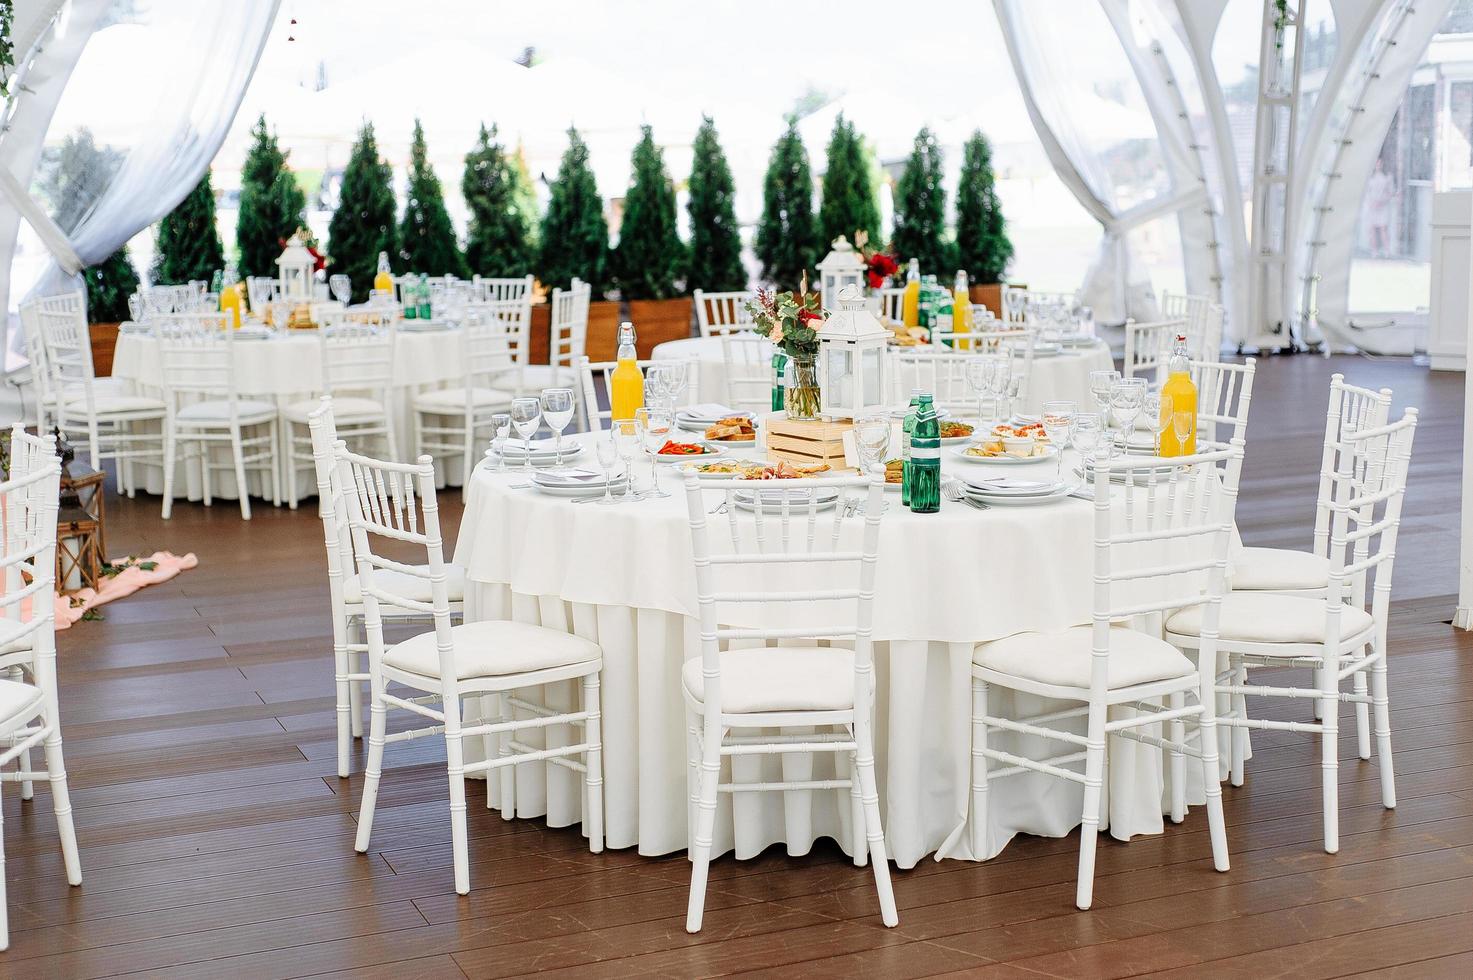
889,349,980,416
693,289,754,337
878,287,905,324
0,444,61,679
319,320,396,399
1323,409,1417,639
1191,357,1256,447
1090,440,1245,693
1123,316,1189,381
333,443,457,688
719,332,772,414
35,294,99,425
468,274,534,305
1312,375,1393,562
549,279,593,381
464,297,533,393
681,471,886,725
154,313,242,416
17,300,53,411
308,399,360,712
577,354,701,431
458,310,520,407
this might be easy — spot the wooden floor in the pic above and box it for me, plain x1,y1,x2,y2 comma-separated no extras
2,353,1470,978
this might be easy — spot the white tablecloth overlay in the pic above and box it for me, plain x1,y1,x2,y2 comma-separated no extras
652,336,1117,417
109,326,466,498
454,432,1239,868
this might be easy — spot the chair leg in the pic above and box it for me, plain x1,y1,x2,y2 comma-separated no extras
230,426,252,520
42,723,82,886
848,741,866,867
685,710,699,846
161,424,177,520
499,695,518,820
353,671,388,854
855,725,898,927
10,667,32,801
1168,691,1186,823
685,726,721,934
1370,651,1397,809
347,623,364,740
1353,667,1371,761
200,437,214,508
1229,657,1247,787
445,724,471,895
334,631,352,779
969,676,990,859
1196,694,1230,873
1320,661,1340,853
284,421,300,510
268,420,283,508
481,694,497,809
1076,706,1108,910
583,673,604,854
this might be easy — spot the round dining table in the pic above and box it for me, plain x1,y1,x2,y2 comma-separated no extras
453,430,1236,869
652,335,1117,417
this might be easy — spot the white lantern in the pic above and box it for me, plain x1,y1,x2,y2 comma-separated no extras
818,284,890,420
816,236,867,309
275,231,316,301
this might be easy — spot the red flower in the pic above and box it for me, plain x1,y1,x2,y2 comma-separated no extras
798,307,823,325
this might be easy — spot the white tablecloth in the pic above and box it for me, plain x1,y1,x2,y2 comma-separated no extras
110,326,465,499
453,432,1234,868
652,336,1117,417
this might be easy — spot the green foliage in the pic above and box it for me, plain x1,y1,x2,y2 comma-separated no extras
462,124,538,278
686,117,746,292
818,114,880,249
539,127,609,293
35,128,120,235
398,119,466,277
954,130,1012,284
153,170,225,284
612,125,685,300
755,120,819,291
83,246,139,323
328,122,398,302
237,115,306,278
891,126,953,276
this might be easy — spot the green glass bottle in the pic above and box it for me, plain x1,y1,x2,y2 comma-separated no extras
771,350,788,412
403,275,418,320
909,394,941,513
900,391,921,507
417,273,432,320
935,286,954,347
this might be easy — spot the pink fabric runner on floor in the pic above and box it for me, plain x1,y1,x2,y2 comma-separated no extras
55,551,198,629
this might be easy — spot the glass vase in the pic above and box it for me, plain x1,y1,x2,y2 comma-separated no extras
784,353,821,421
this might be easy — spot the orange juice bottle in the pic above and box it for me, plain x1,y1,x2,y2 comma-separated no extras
373,251,395,298
1159,334,1197,456
219,279,242,328
952,270,973,350
609,321,644,421
901,258,920,328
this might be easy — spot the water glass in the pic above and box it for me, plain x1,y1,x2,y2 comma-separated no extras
611,418,641,502
509,397,542,476
854,415,892,474
664,359,690,409
1072,412,1103,467
1089,369,1119,422
637,406,672,498
541,387,576,466
1041,400,1076,484
330,275,351,305
1172,409,1194,453
1145,392,1172,455
490,412,512,472
965,358,993,423
988,356,1012,423
1110,378,1147,451
594,431,619,505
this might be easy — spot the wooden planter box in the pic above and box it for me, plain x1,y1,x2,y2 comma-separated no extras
584,300,624,361
765,413,853,467
625,297,694,357
969,283,1005,320
89,322,121,377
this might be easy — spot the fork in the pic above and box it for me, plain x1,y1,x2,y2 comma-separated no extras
942,478,990,510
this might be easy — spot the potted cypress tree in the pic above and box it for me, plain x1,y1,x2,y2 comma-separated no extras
755,120,819,291
153,170,225,285
327,122,397,303
540,127,619,356
818,113,881,257
612,125,689,351
686,116,746,293
82,246,140,376
237,115,306,279
398,119,467,278
954,130,1014,317
891,126,954,279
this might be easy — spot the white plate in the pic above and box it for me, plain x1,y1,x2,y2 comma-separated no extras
655,444,725,464
951,444,1059,466
732,488,840,513
398,319,451,332
961,474,1066,496
533,479,630,498
233,326,272,341
966,483,1079,506
1009,414,1041,426
495,446,585,467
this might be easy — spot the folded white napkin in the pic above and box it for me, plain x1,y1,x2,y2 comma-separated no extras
967,476,1056,491
679,403,739,420
502,437,559,452
534,467,618,487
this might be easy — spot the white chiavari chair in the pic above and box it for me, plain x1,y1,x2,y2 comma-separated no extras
890,349,980,417
718,331,771,414
680,470,897,932
308,400,466,776
282,316,398,509
155,313,281,520
1159,291,1216,355
1191,357,1256,448
547,278,592,390
693,289,754,337
462,296,533,398
1123,316,1189,381
937,441,1244,908
14,301,54,433
0,440,80,951
339,444,604,893
412,311,519,490
878,287,905,324
576,354,702,431
38,292,165,496
1169,411,1417,851
468,274,535,306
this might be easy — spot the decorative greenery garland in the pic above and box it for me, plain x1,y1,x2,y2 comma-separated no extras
1,2,15,98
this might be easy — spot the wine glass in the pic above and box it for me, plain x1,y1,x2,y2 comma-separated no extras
854,415,892,473
540,387,575,466
1072,412,1103,469
636,406,673,498
489,412,511,472
965,358,993,424
509,397,542,477
988,356,1012,425
1172,409,1195,455
1041,400,1076,485
330,275,351,305
1110,378,1147,453
664,359,690,410
644,364,673,415
611,418,641,503
1145,391,1171,456
1089,369,1119,423
594,430,620,505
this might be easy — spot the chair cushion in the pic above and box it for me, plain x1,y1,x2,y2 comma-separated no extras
974,626,1194,690
284,397,386,422
1165,593,1375,645
0,677,44,727
413,387,515,412
49,378,131,405
681,646,864,713
344,562,467,606
177,399,277,424
1232,546,1331,592
383,620,601,680
64,394,166,416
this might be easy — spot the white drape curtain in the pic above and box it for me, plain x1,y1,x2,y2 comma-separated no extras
1,0,280,361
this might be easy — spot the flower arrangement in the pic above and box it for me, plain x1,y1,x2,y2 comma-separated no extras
854,230,898,289
744,276,827,358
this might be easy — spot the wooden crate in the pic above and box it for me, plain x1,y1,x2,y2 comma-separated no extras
765,414,853,466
